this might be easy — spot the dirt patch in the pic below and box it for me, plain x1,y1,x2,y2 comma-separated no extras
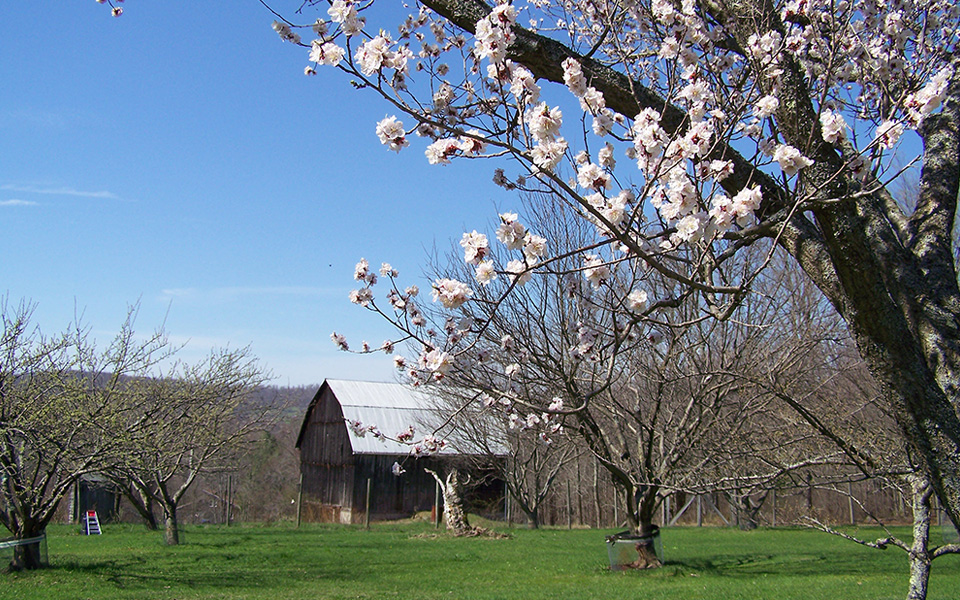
411,527,511,540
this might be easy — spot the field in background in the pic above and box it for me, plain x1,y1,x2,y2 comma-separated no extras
4,521,960,600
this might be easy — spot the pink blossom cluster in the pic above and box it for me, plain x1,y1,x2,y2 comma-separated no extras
474,3,517,63
412,434,447,456
431,278,473,309
346,419,383,440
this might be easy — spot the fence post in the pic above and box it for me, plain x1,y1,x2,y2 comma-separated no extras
226,475,233,526
364,478,371,530
848,482,856,525
296,473,304,528
594,459,601,529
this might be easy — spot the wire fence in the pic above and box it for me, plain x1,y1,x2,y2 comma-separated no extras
0,533,48,569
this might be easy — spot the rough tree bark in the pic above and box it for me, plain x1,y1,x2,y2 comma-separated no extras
8,522,44,572
158,482,182,546
426,468,472,535
163,511,180,547
906,475,934,600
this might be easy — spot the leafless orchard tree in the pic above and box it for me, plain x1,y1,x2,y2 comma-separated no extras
110,347,274,546
498,430,579,529
398,201,856,552
0,301,172,570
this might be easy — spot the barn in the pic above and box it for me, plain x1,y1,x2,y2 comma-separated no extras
295,379,503,524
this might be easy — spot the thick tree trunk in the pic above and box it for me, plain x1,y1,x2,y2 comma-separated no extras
157,481,182,545
163,508,180,546
440,472,471,534
907,476,934,600
8,525,45,571
523,505,540,529
630,489,662,569
632,522,662,569
10,541,43,572
909,556,932,600
426,469,472,535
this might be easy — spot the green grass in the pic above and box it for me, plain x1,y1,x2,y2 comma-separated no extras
3,521,959,600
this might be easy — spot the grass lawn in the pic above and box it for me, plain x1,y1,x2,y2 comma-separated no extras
3,520,959,600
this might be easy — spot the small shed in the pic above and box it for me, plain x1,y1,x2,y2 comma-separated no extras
296,379,502,524
68,474,121,524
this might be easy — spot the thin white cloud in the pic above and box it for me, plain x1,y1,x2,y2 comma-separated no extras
0,199,38,207
0,184,120,200
160,288,197,298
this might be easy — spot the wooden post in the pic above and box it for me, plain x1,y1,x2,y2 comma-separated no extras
364,478,371,530
72,480,80,524
848,482,856,525
296,473,303,529
594,460,601,529
566,481,572,530
573,459,579,524
696,495,702,527
504,480,511,528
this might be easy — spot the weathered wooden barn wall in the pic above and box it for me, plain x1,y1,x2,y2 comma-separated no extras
298,384,355,523
297,380,506,525
350,455,444,521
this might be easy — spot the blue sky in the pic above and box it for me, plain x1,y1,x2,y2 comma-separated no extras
0,2,513,386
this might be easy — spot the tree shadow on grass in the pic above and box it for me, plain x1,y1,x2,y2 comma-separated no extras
51,550,358,594
657,549,887,579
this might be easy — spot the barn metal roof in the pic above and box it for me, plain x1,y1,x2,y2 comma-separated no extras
324,379,504,456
